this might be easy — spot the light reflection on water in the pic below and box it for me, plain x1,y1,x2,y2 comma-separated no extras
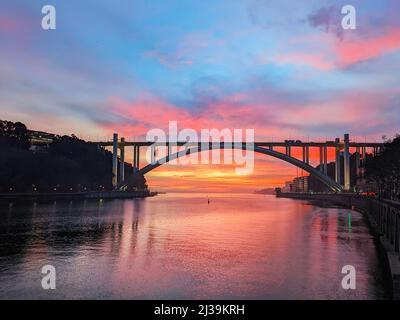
0,193,389,299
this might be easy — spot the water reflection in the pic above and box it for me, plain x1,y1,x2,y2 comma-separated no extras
0,194,390,299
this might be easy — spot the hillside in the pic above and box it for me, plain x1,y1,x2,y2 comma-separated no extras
0,120,146,193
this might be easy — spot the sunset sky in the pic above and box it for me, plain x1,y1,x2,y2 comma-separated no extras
1,0,400,192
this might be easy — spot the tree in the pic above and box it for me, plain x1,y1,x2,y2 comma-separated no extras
365,135,400,200
0,120,145,193
0,120,29,149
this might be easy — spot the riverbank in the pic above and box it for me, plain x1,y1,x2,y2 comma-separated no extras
277,192,400,299
0,190,158,200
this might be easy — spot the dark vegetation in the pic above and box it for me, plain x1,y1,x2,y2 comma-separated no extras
0,120,147,193
365,135,400,201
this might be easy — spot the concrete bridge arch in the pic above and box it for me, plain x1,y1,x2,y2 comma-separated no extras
135,143,343,193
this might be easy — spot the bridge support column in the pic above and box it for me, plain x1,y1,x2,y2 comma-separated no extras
112,133,118,187
319,146,323,172
344,133,351,190
302,146,310,164
133,145,138,172
362,145,366,166
133,146,140,171
119,137,125,183
335,138,341,184
306,146,309,164
133,146,135,170
150,145,155,163
132,146,136,173
136,146,140,170
286,145,291,157
355,147,360,178
323,145,328,175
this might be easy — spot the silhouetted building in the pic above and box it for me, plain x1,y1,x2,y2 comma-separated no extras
293,176,309,192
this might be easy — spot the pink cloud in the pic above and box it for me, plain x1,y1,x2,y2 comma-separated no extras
100,69,400,145
280,90,394,129
335,28,400,66
0,16,19,32
103,94,297,140
103,87,397,142
274,26,400,71
275,53,335,71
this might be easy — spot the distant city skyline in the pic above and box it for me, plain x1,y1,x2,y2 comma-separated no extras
1,0,400,191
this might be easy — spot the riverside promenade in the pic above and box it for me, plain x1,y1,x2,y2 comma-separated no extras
277,192,400,299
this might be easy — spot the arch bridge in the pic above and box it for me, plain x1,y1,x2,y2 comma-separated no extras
97,134,384,193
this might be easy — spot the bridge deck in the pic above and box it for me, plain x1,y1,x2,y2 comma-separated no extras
96,141,383,147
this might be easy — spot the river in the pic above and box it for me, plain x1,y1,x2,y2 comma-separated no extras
0,193,390,299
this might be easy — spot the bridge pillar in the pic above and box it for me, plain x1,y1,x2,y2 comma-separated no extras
285,145,291,156
344,133,351,190
112,133,118,187
306,146,309,164
136,146,140,170
150,145,155,163
355,146,360,178
302,146,306,162
120,137,125,183
319,146,323,172
133,145,140,171
132,145,136,173
362,145,366,166
335,138,341,184
323,145,328,175
133,145,137,171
